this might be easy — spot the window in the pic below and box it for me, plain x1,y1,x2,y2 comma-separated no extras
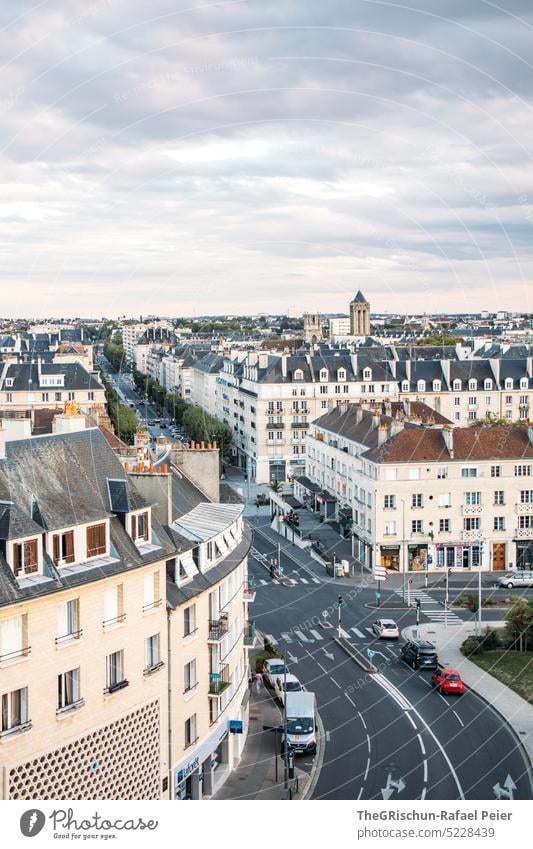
468,397,477,406
319,385,328,395
494,491,505,505
485,397,491,406
417,380,426,392
453,380,461,391
520,490,533,504
464,492,481,505
41,392,49,402
455,412,461,421
0,614,28,662
437,467,448,479
86,523,106,557
493,517,505,531
1,687,28,734
52,530,75,565
68,391,75,401
464,518,481,530
384,495,396,509
433,380,441,392
277,431,283,441
412,520,423,534
338,369,346,381
55,392,62,402
468,411,477,421
505,395,512,405
267,431,274,441
184,659,197,692
490,465,501,478
519,515,533,529
384,521,396,535
412,494,423,508
144,634,161,672
402,381,409,392
184,604,196,637
103,584,124,627
5,393,12,403
294,369,304,380
185,714,197,748
484,379,493,390
363,368,372,381
57,599,80,642
343,384,349,393
515,465,532,477
12,538,39,577
321,400,327,409
143,571,161,612
57,668,81,711
505,410,513,419
131,511,149,543
88,391,94,401
468,380,477,391
106,650,126,692
461,467,477,478
438,493,451,507
439,519,450,532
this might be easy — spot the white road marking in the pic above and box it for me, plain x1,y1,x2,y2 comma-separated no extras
364,757,371,781
280,632,293,644
330,677,341,689
374,674,412,711
358,711,367,730
272,579,279,585
312,577,321,583
417,734,426,756
325,730,331,742
339,627,351,639
423,760,428,782
357,787,364,799
386,646,397,655
365,627,375,635
405,712,417,730
294,629,312,642
264,634,278,645
259,579,267,585
299,577,309,584
366,734,371,753
309,629,323,641
351,627,365,638
345,692,356,708
418,675,433,688
438,692,449,706
421,786,427,800
453,710,465,727
316,661,327,673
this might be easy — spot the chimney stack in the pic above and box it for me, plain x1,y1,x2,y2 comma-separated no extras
377,423,389,446
281,354,288,378
371,411,380,430
442,424,454,458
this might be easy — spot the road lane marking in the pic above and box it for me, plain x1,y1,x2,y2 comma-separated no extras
326,730,331,742
345,692,356,707
438,693,449,706
374,673,412,711
264,634,278,645
417,734,426,756
316,662,327,673
280,632,293,643
421,786,427,800
357,787,364,799
271,579,279,584
365,627,374,636
405,712,417,730
358,711,367,730
423,760,428,782
330,677,341,689
310,629,323,641
364,758,371,781
453,710,465,727
366,734,371,753
340,628,351,639
299,577,309,584
312,578,321,583
259,579,267,585
294,629,312,642
418,676,433,688
351,627,365,638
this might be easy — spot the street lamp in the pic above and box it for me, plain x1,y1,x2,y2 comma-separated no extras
400,498,407,603
476,540,484,637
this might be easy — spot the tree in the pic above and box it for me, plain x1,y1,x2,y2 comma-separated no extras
417,333,460,346
504,597,533,652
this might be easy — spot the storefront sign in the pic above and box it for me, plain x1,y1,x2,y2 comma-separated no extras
176,756,200,786
229,720,243,734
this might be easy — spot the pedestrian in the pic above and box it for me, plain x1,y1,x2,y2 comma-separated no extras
254,672,263,693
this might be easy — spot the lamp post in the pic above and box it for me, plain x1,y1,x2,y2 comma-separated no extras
401,498,407,603
476,540,484,637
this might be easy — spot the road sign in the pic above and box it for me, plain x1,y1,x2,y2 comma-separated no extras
367,648,375,659
373,567,387,581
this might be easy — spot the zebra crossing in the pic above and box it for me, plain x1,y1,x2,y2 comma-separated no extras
264,625,379,645
254,575,321,587
393,589,463,626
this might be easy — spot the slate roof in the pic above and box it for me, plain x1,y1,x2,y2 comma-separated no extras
2,362,103,392
351,290,369,304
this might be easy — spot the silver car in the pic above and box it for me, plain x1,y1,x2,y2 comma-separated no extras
496,571,533,589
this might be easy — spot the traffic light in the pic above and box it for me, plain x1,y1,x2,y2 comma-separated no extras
338,595,344,607
415,598,421,611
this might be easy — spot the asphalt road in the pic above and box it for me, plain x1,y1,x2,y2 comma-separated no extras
249,530,533,801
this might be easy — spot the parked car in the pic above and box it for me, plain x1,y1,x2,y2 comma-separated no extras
371,619,399,639
262,658,287,688
400,639,439,670
273,674,303,705
496,571,533,589
282,691,317,756
432,667,464,695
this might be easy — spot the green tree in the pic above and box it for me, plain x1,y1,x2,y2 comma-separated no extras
505,597,533,652
418,333,460,346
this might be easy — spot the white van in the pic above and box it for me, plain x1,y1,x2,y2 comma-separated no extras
283,691,316,755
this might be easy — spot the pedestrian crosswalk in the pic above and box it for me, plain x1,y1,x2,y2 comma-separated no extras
392,589,463,626
252,574,322,587
264,624,379,645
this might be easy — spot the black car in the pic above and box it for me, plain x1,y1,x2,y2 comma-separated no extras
400,639,438,670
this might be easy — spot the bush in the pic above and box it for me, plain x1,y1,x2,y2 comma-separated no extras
480,627,500,650
461,636,485,656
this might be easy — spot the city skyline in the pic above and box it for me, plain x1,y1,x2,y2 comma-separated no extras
1,1,532,315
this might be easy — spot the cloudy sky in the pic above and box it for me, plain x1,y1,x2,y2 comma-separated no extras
1,0,532,317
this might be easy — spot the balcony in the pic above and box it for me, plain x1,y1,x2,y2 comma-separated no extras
291,422,309,429
208,614,229,642
462,504,482,516
102,613,126,628
0,645,31,663
516,503,533,515
267,421,285,428
267,408,284,415
208,663,230,697
243,621,257,648
243,584,256,603
462,530,483,541
516,527,533,539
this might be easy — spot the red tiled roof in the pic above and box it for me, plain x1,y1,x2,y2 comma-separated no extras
364,425,533,463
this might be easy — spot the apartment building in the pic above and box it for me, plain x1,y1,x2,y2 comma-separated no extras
189,354,225,417
0,361,106,419
305,403,533,573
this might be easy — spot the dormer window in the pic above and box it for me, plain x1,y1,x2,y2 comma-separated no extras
417,380,426,392
520,377,528,389
294,369,304,381
131,511,149,544
401,381,409,392
338,369,346,382
433,380,441,392
320,369,328,382
12,538,39,577
453,380,461,391
5,378,13,388
363,368,372,381
86,523,107,558
52,530,75,566
505,378,513,390
484,379,493,390
468,379,477,391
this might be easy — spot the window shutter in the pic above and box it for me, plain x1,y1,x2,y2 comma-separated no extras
65,531,74,563
131,514,137,540
53,535,60,564
13,544,22,577
24,539,38,573
86,525,95,556
143,512,149,541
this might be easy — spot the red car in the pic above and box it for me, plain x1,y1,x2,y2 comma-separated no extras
432,667,465,695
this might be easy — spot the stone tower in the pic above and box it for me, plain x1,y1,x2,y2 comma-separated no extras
303,312,323,343
349,290,371,336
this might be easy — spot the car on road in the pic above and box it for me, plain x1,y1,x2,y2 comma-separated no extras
400,639,439,670
371,619,399,639
432,667,464,695
262,658,288,688
273,674,303,705
496,571,533,589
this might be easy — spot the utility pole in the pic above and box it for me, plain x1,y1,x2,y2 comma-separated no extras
283,643,289,794
444,567,449,629
401,498,407,603
337,595,343,639
477,542,484,637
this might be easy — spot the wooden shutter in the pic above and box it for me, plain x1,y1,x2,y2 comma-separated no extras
86,525,95,557
24,539,38,574
131,514,137,540
64,531,74,563
13,544,22,577
53,535,60,565
143,512,149,541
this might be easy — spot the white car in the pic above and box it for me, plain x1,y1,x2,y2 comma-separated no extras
273,674,303,705
262,658,288,688
371,619,400,639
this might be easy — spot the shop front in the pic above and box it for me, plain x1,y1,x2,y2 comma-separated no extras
269,460,286,483
380,545,400,571
408,544,428,572
516,541,533,570
435,544,482,569
174,722,234,800
338,506,353,539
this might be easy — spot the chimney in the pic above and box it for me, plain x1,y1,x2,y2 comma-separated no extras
383,399,392,417
390,415,404,437
356,405,363,424
371,411,380,430
442,425,454,458
440,358,450,387
377,423,389,446
403,399,411,418
405,360,411,382
281,354,288,378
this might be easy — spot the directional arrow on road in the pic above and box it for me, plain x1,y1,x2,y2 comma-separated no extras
287,652,299,665
381,774,406,800
493,774,516,800
322,647,335,661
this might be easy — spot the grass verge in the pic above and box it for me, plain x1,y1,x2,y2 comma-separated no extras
468,650,533,704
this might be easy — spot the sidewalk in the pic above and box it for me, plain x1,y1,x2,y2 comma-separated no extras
403,620,533,766
214,684,314,800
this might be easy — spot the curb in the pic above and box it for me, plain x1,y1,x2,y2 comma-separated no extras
333,635,378,674
301,706,326,800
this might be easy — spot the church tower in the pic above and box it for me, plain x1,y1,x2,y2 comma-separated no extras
303,312,322,343
349,291,371,336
